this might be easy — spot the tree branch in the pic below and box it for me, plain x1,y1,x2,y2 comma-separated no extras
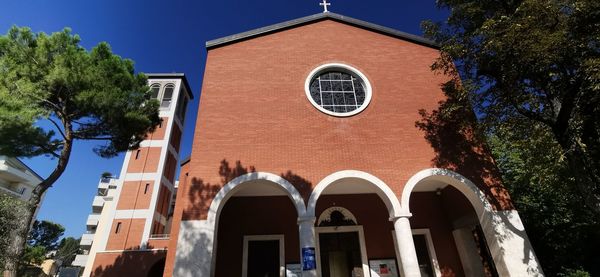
71,135,115,141
47,118,66,140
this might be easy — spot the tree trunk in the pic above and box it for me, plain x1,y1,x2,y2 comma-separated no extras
563,146,600,215
4,133,73,276
554,129,600,216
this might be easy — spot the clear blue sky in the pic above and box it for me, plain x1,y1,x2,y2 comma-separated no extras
0,0,448,238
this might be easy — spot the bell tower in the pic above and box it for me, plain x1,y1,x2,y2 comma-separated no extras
82,73,192,276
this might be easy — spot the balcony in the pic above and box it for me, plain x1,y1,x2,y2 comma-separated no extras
92,195,104,207
71,254,88,267
0,161,31,183
148,234,170,249
0,184,25,197
86,214,100,227
80,233,95,247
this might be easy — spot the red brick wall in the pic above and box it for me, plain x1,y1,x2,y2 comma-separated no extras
127,147,162,173
169,124,182,153
116,181,154,210
105,219,146,250
164,153,177,184
163,161,190,277
180,19,510,222
149,117,169,141
154,184,172,218
91,251,165,277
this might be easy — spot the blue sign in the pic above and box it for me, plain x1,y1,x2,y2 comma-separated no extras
302,247,316,270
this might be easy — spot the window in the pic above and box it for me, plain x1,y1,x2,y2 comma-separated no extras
135,150,141,160
144,183,150,194
161,84,175,108
149,83,161,99
305,63,372,117
148,82,177,110
115,222,122,234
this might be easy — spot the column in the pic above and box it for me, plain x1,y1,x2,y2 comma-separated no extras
298,216,317,277
452,226,486,276
391,215,421,277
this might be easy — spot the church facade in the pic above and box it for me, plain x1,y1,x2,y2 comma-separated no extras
164,12,543,277
84,11,544,277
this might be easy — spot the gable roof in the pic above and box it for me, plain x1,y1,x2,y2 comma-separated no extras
206,12,439,50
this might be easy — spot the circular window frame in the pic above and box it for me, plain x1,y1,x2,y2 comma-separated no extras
304,63,372,117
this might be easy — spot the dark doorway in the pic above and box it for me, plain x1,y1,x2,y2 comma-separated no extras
413,234,435,277
147,257,165,277
247,240,280,277
318,232,363,277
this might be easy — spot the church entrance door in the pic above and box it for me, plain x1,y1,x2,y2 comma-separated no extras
316,226,369,277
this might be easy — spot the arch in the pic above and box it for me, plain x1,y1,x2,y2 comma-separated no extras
207,171,307,226
401,168,544,276
149,83,161,99
307,170,403,219
203,172,307,276
400,168,494,217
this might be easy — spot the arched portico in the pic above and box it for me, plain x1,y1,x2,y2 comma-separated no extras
401,168,544,276
173,172,306,277
206,172,307,225
303,170,421,277
307,170,403,218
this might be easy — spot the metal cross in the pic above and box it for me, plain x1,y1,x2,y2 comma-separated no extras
319,0,331,13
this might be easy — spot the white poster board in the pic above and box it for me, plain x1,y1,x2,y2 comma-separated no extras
369,259,399,277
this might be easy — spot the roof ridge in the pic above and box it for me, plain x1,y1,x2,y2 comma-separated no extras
205,12,438,50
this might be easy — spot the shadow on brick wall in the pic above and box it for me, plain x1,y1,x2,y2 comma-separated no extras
415,80,511,211
91,249,165,277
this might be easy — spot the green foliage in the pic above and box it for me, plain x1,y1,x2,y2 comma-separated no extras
54,237,80,265
558,268,592,277
423,0,600,213
0,26,160,267
423,0,600,274
20,245,46,265
0,26,160,159
27,220,65,250
489,120,600,275
0,193,27,270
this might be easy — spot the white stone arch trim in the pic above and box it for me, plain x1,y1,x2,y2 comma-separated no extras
401,168,544,276
207,172,307,226
400,168,493,217
192,172,307,277
307,170,404,219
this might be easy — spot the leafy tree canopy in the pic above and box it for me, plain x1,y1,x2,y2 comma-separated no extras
0,26,160,271
489,120,599,275
27,220,65,250
20,246,46,266
423,0,600,213
0,26,160,160
54,237,80,265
